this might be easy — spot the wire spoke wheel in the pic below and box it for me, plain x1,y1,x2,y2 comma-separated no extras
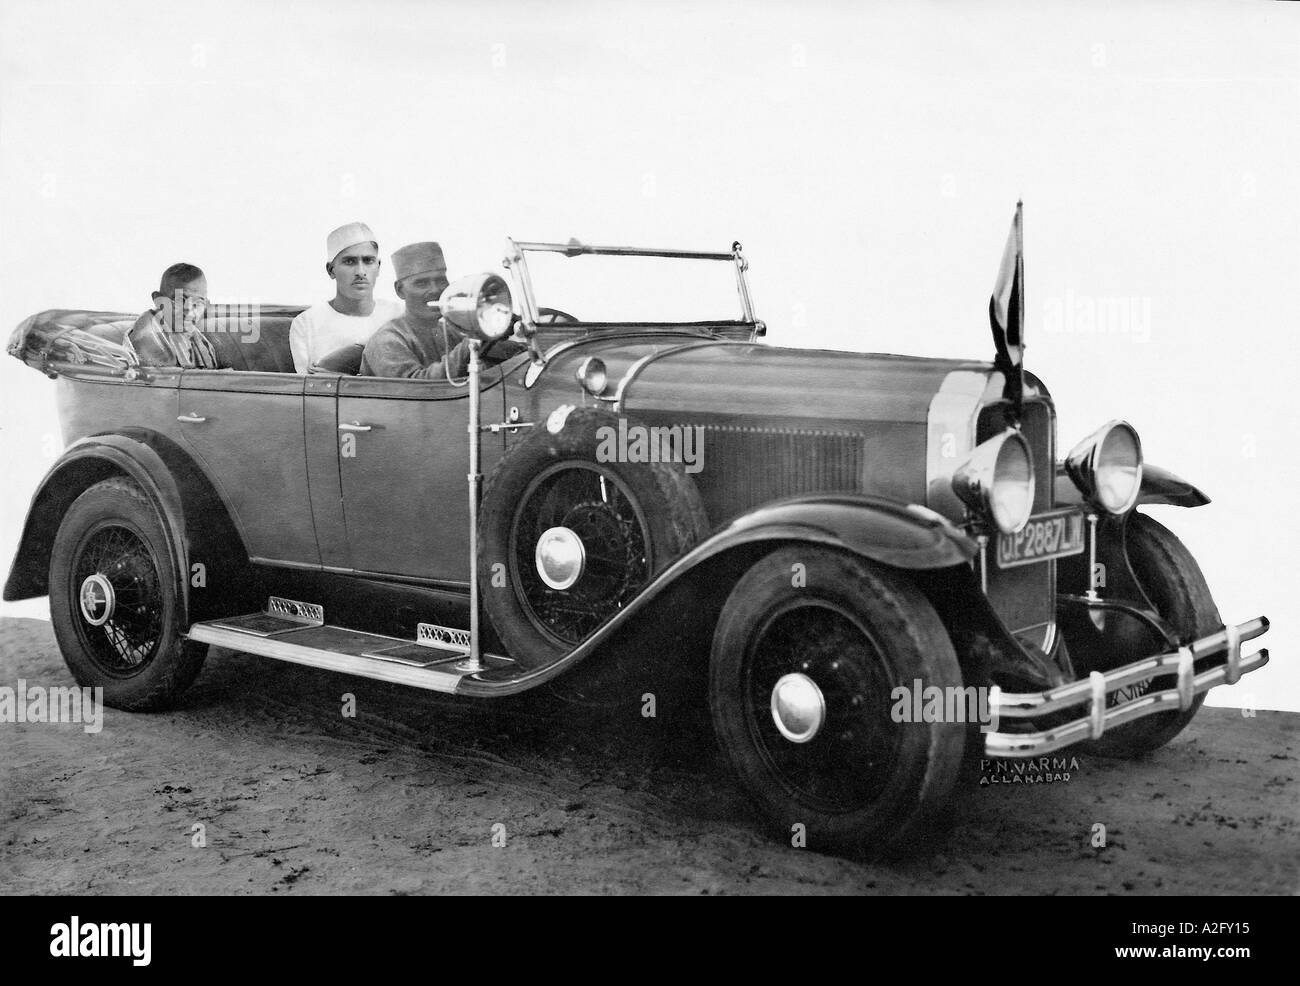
510,462,652,646
50,477,208,710
70,523,164,674
479,407,709,670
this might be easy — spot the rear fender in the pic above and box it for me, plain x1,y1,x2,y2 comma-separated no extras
4,431,250,622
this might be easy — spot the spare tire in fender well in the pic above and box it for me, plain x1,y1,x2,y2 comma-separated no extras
476,406,710,670
460,494,981,696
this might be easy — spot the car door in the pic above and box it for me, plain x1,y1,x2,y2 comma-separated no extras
336,370,508,584
175,369,320,567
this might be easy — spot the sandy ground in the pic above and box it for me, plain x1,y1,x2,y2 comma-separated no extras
1,615,1296,895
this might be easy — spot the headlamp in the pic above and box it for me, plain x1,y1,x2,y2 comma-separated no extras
430,273,514,341
951,429,1036,534
1065,420,1143,515
576,357,608,396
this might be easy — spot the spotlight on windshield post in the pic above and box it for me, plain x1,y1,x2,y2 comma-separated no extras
427,273,514,341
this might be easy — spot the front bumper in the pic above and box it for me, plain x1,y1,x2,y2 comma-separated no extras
983,616,1270,757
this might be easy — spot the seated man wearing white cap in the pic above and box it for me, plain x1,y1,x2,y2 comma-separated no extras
290,221,404,373
360,241,524,380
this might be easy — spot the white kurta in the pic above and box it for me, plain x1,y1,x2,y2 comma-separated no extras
289,299,404,373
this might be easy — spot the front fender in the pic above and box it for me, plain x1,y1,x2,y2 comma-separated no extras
713,494,978,570
1054,462,1210,509
5,433,193,618
458,494,977,697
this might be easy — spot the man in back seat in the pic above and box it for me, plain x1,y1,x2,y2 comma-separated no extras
290,221,403,373
125,263,220,369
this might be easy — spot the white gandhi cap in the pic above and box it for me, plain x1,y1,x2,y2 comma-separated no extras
326,222,377,263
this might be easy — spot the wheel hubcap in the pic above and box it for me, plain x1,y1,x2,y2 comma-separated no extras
534,526,586,590
71,524,164,673
770,672,825,743
78,573,115,626
744,601,900,812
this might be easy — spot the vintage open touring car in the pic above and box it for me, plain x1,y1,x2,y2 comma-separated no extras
5,205,1271,854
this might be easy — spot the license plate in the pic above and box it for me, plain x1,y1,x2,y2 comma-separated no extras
996,508,1085,569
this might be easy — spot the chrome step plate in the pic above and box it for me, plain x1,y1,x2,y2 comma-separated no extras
202,596,326,637
266,596,325,624
416,622,471,652
188,620,511,693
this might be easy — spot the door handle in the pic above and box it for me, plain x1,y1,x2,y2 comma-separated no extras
338,422,372,432
177,413,207,424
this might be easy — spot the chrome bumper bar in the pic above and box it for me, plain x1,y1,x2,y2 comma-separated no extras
983,616,1270,758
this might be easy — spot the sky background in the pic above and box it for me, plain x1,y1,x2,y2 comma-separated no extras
1,0,1296,710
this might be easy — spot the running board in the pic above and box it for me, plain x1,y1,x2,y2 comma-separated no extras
187,598,513,694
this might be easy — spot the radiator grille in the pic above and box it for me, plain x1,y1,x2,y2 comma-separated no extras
977,399,1053,512
977,399,1057,634
694,425,865,522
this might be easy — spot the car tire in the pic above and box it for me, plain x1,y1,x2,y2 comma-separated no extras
1080,511,1219,758
49,477,207,711
477,407,710,669
709,546,965,856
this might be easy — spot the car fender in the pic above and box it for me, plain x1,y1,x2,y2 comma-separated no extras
709,494,978,570
459,493,977,696
4,431,245,621
1054,462,1210,509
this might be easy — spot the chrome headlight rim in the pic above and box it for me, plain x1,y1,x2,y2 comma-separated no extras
436,272,515,342
1066,419,1144,516
951,428,1036,536
576,356,608,396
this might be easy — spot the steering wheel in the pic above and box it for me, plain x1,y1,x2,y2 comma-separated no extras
536,307,579,325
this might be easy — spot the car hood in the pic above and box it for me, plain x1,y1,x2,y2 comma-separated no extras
611,339,997,427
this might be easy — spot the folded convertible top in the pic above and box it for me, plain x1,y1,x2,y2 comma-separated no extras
8,305,307,376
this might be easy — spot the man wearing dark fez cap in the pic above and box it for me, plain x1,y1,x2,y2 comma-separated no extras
360,241,523,379
124,262,220,368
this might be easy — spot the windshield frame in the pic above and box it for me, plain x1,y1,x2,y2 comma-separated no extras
503,237,762,338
